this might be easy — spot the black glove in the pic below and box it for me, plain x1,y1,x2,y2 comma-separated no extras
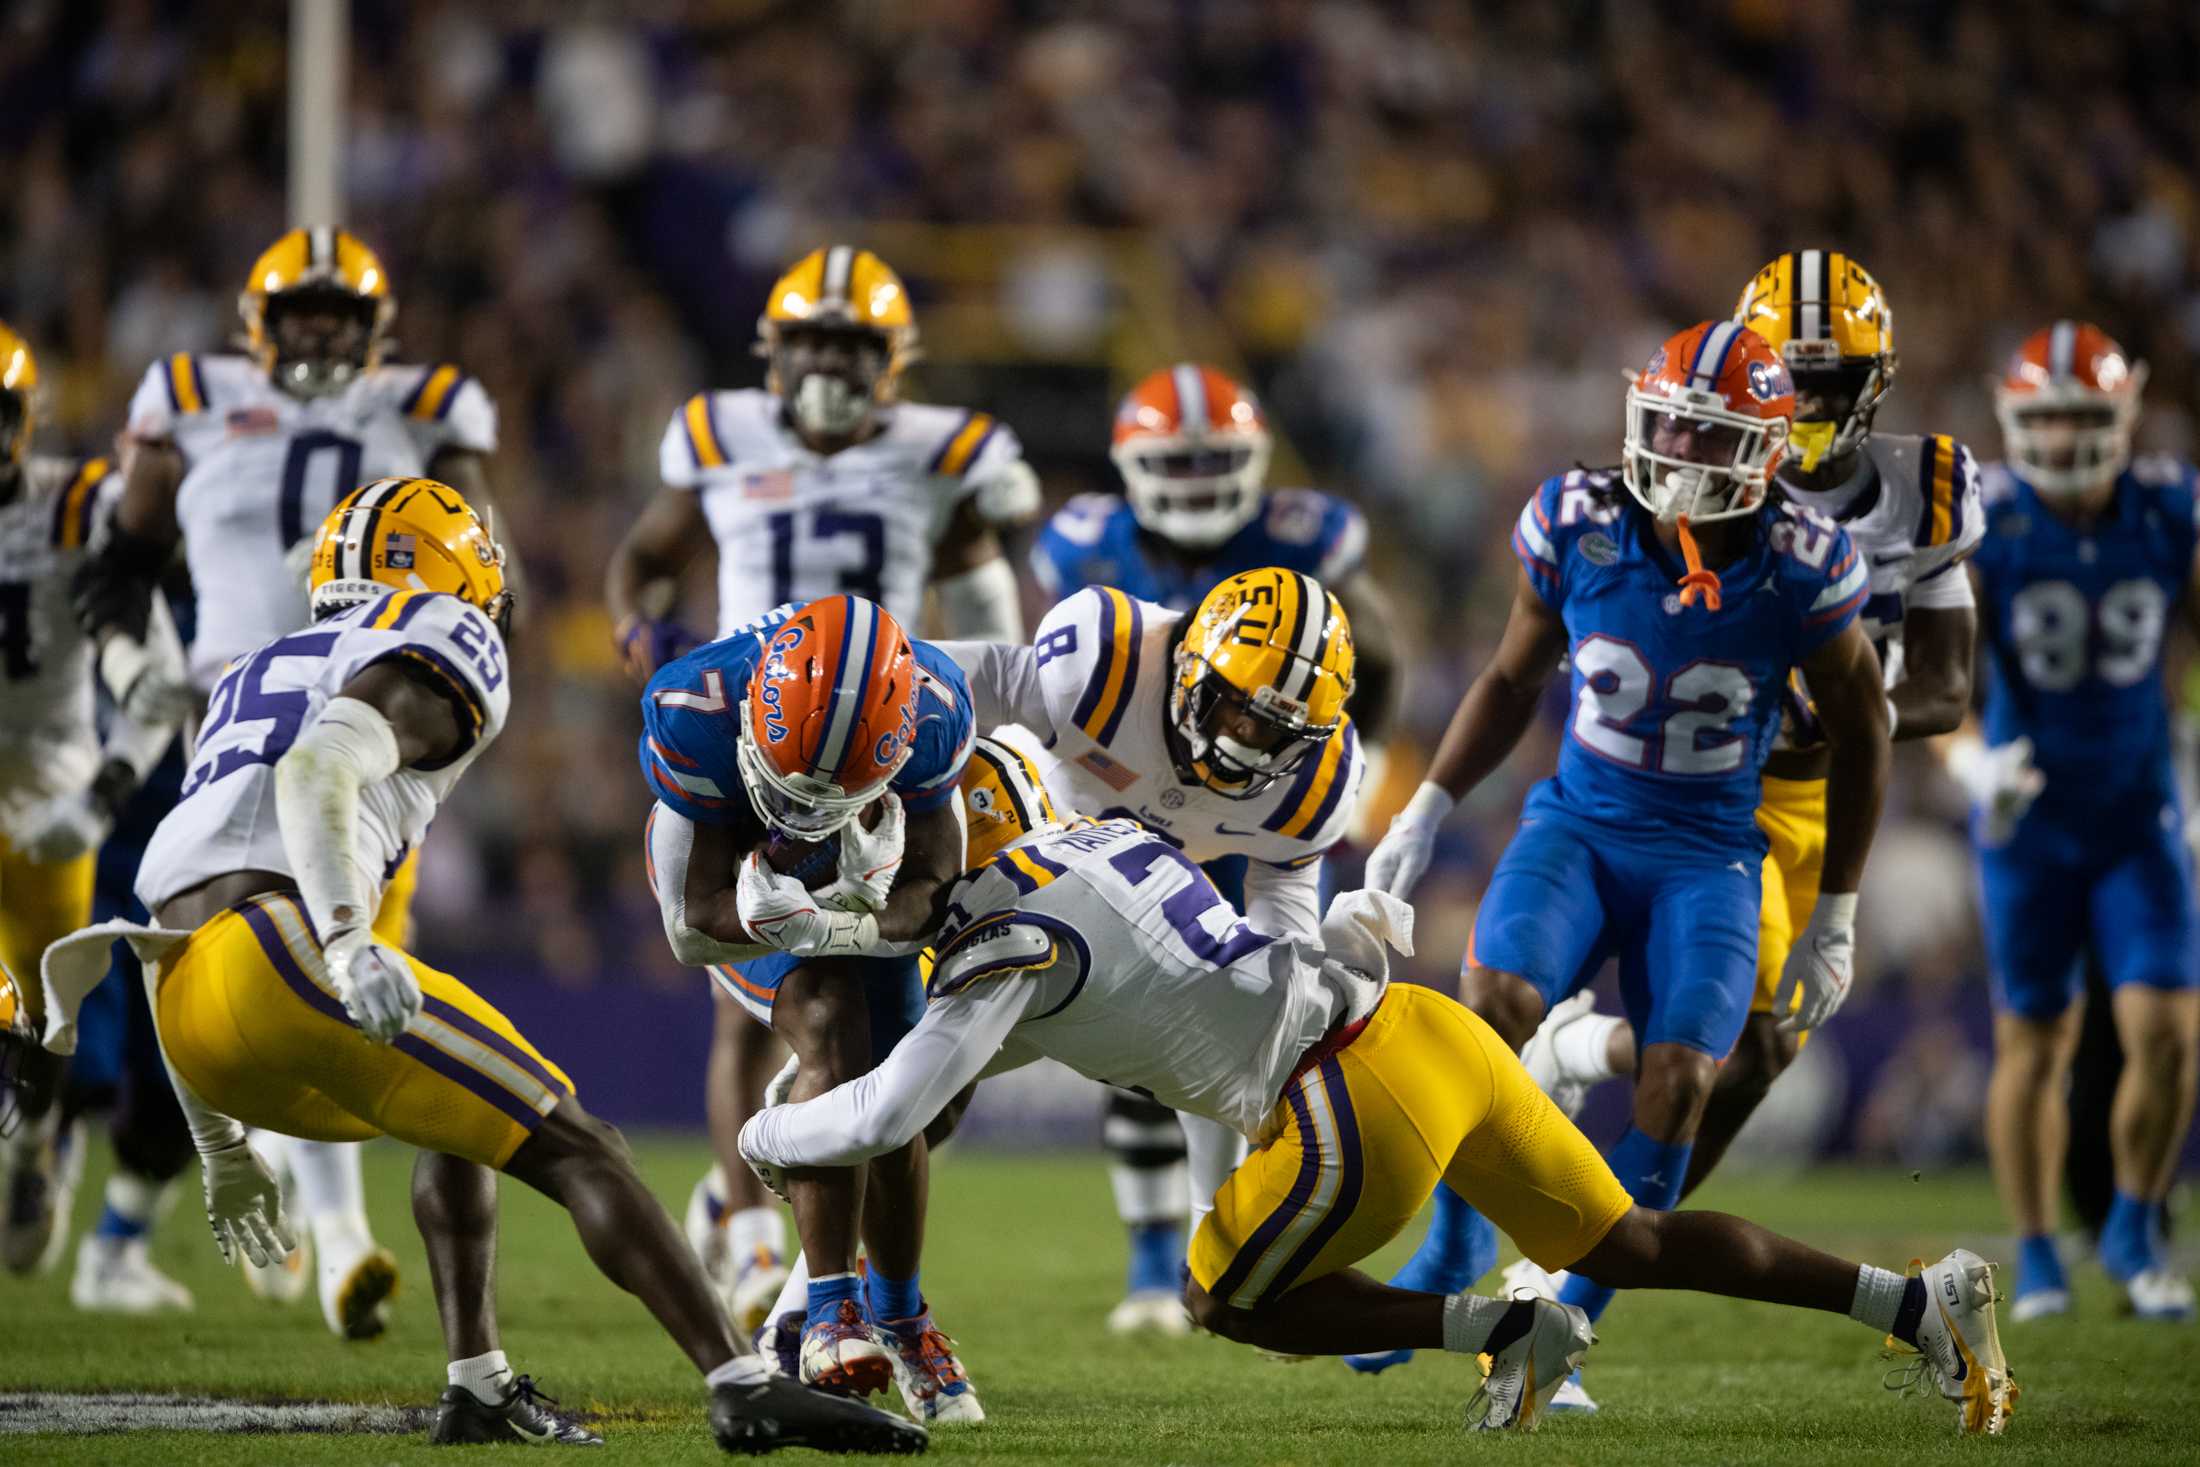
70,522,170,643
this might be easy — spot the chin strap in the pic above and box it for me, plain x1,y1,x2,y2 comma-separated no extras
1674,514,1723,611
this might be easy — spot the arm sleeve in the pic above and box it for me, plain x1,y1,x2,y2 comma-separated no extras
100,595,186,778
1242,858,1323,943
645,801,774,966
935,639,1054,737
742,982,1040,1167
273,696,402,939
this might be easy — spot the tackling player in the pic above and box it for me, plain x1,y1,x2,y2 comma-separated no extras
1361,322,1894,1391
38,482,925,1456
739,741,2014,1435
1030,363,1396,1331
606,245,1038,1331
639,595,984,1424
69,227,516,1337
1946,323,2200,1321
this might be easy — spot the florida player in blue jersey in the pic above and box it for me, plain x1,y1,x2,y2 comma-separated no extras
1031,362,1400,1330
1358,322,1902,1384
1945,322,2200,1322
639,593,986,1424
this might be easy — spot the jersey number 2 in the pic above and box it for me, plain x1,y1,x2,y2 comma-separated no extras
1571,634,1755,775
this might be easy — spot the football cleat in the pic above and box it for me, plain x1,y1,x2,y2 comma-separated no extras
2008,1286,2070,1324
880,1311,984,1425
685,1173,731,1287
800,1299,895,1397
1106,1289,1192,1337
239,1226,314,1304
1497,1258,1598,1413
2125,1267,2196,1322
1517,991,1603,1120
319,1233,401,1341
729,1247,792,1340
1886,1250,2016,1435
2,1134,61,1275
430,1375,603,1446
1341,1347,1413,1374
1467,1297,1593,1432
710,1372,929,1456
757,1312,805,1378
70,1236,194,1313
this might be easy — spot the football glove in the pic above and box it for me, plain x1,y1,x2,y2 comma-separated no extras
200,1136,297,1269
615,615,698,685
1363,782,1454,900
1944,734,2045,847
820,793,904,913
736,854,879,958
1773,892,1857,1035
324,925,422,1043
14,791,111,865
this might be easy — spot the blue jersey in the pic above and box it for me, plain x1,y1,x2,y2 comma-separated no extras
1512,470,1867,854
1031,489,1366,611
1972,457,2198,800
639,603,976,828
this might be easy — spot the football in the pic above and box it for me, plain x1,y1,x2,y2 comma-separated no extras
761,831,841,890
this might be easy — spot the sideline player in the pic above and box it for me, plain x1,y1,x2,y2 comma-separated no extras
1945,322,2200,1320
740,741,2014,1435
639,595,983,1424
1360,322,1893,1388
0,323,187,1301
69,227,514,1336
1027,364,1395,1328
606,244,1038,1330
40,481,924,1455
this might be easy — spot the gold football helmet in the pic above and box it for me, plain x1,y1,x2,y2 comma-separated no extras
1733,250,1896,474
308,477,512,634
958,736,1064,868
0,960,38,1137
239,226,395,399
1170,568,1354,798
754,245,918,440
0,320,38,470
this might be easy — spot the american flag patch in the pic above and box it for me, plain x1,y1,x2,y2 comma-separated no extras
226,407,279,436
741,470,795,500
384,532,417,569
1076,749,1137,792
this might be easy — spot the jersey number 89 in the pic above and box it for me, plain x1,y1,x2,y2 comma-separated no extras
2009,578,2165,692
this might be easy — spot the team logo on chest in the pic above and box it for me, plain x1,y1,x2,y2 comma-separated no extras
1160,787,1185,809
1579,532,1619,566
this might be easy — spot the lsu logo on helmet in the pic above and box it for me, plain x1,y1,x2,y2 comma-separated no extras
1170,568,1354,798
959,737,1062,869
1733,250,1895,472
0,320,39,468
0,960,43,1138
238,226,396,399
309,477,513,633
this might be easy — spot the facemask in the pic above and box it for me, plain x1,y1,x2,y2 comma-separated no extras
791,374,870,439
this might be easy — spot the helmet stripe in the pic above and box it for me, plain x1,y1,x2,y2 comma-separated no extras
815,597,876,780
1799,249,1825,339
1173,363,1209,432
822,245,855,307
971,744,1035,831
311,226,335,276
1782,251,1799,342
2048,320,2077,382
1279,573,1323,701
341,476,413,580
1687,321,1743,389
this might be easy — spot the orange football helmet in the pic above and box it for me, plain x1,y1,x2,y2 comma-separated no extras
1110,363,1273,549
738,595,921,840
1994,321,2146,498
1622,322,1795,524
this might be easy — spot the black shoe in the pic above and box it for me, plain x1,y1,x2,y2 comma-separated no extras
429,1375,604,1446
710,1374,928,1456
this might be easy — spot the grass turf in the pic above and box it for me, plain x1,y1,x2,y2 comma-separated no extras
4,1139,2192,1464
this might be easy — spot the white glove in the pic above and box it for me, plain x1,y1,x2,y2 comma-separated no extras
1944,734,2045,847
1773,891,1857,1035
323,925,422,1043
15,792,111,865
99,633,199,727
819,793,905,913
737,1115,793,1204
763,1053,801,1108
200,1137,298,1268
736,853,879,958
1364,781,1455,900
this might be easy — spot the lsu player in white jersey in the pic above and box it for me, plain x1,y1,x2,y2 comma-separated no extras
939,565,1363,1331
739,742,2015,1435
38,481,925,1456
68,226,515,1336
605,243,1039,1330
0,323,187,1299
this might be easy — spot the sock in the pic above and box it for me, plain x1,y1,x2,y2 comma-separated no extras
2100,1190,2157,1281
93,1170,163,1242
2016,1233,2066,1294
866,1268,924,1325
727,1205,784,1263
767,1252,811,1330
1126,1220,1184,1295
449,1349,514,1406
1554,1012,1627,1086
1891,1277,1929,1346
1848,1264,1910,1336
287,1139,367,1225
1391,1187,1498,1294
702,1166,730,1228
807,1270,863,1322
1440,1292,1535,1354
707,1355,773,1388
1558,1127,1690,1325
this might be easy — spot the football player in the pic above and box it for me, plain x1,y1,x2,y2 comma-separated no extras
1029,363,1396,1331
1451,254,1986,1409
1361,323,1896,1394
0,323,188,1304
38,482,924,1456
69,227,515,1336
739,741,2013,1436
606,245,1038,1329
1944,323,2200,1321
639,595,985,1424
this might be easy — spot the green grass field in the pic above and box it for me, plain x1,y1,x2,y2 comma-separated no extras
4,1139,2193,1464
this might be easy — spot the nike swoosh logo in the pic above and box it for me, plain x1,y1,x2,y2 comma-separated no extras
1872,552,1910,566
507,1417,555,1443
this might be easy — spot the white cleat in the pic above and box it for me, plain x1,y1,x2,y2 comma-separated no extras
800,1299,896,1397
2008,1287,2069,1323
70,1236,194,1313
2125,1268,2196,1322
1107,1288,1193,1336
728,1247,792,1340
1500,1255,1559,1302
882,1312,986,1425
239,1226,315,1304
1469,1297,1592,1431
1894,1250,2017,1435
1518,991,1603,1119
317,1228,400,1341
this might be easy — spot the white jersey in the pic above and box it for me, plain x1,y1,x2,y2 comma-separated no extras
0,455,118,813
658,389,1027,634
135,590,510,913
126,352,498,689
